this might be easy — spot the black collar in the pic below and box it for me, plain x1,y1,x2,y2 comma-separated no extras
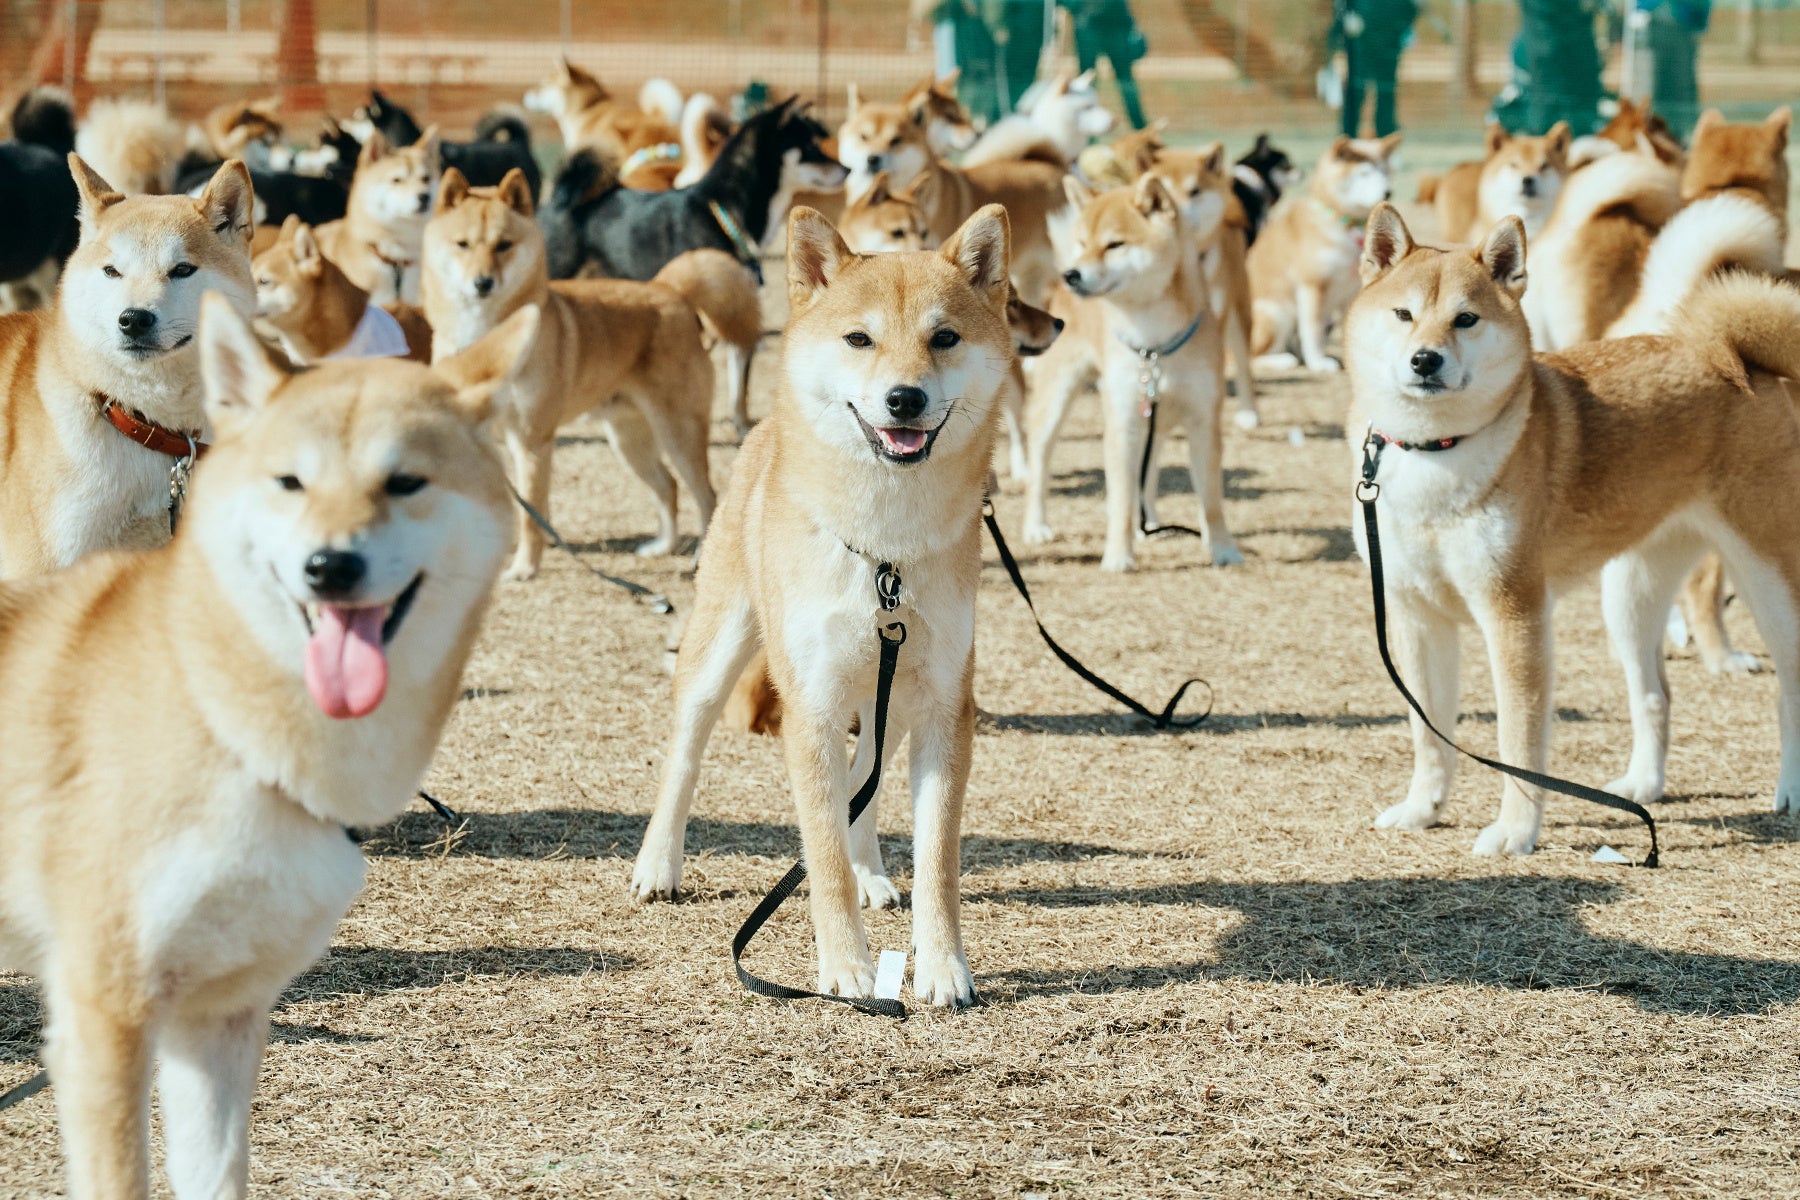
1373,430,1462,452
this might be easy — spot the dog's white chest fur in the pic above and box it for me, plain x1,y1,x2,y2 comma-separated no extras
42,382,180,567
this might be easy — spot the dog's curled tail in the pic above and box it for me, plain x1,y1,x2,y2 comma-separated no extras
639,78,684,127
10,86,76,156
1680,272,1800,389
474,105,532,146
1604,194,1786,339
962,119,1065,170
74,98,183,196
1414,173,1440,204
1539,147,1680,240
654,248,763,354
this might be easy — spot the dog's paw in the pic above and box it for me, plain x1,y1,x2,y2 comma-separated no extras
1210,543,1245,567
856,870,902,911
1303,355,1343,374
1711,651,1764,676
817,952,877,999
1774,779,1800,817
1233,407,1261,431
1021,519,1056,546
1254,352,1300,371
1099,548,1136,573
1604,771,1666,806
1374,798,1439,831
1664,606,1691,648
629,852,682,903
913,948,977,1009
635,534,676,557
1472,819,1539,857
1008,450,1030,483
503,559,540,583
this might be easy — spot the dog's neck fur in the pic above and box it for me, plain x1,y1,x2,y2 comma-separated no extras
1107,224,1211,355
49,305,205,431
269,258,374,362
425,244,551,360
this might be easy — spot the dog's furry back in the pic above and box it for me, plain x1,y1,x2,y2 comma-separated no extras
1604,194,1786,339
75,99,182,195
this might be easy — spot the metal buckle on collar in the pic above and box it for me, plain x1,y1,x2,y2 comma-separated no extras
168,431,198,530
875,561,903,612
1356,424,1383,503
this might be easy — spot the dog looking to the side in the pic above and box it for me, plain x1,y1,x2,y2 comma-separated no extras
1347,202,1800,855
0,293,534,1200
633,205,1014,1008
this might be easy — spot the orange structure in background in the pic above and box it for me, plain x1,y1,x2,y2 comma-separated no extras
277,0,326,112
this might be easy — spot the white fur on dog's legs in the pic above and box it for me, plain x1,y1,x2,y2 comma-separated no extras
1711,536,1800,815
1472,596,1552,856
1375,596,1461,832
626,389,716,547
1098,387,1145,572
847,699,902,910
1181,381,1243,566
1225,302,1259,429
725,340,754,441
1020,360,1084,545
784,714,876,999
909,690,976,1008
503,431,554,580
633,594,759,902
1294,283,1341,373
1601,533,1699,805
159,1007,267,1200
603,407,679,558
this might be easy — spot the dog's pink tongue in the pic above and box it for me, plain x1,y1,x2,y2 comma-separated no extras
303,605,389,719
880,427,928,454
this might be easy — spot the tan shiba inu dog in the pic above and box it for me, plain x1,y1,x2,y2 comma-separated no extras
632,205,1013,1007
1248,134,1400,372
839,170,935,254
903,72,979,157
254,215,433,364
0,293,532,1200
1681,106,1791,220
837,78,972,202
74,98,183,196
312,129,441,306
1348,202,1800,856
961,69,1116,169
523,58,682,187
200,96,283,162
0,156,255,578
1419,121,1571,244
422,167,729,578
1025,173,1239,572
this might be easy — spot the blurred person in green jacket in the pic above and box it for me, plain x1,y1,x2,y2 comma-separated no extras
1334,0,1418,138
1060,0,1150,129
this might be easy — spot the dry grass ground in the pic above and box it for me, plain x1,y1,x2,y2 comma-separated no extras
6,278,1800,1196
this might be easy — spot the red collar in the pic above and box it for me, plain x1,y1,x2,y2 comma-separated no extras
370,244,414,269
1373,430,1461,452
98,395,207,460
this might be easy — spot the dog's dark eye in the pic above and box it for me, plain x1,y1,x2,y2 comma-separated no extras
930,329,960,349
1189,188,1202,198
456,240,470,250
1454,312,1479,329
256,276,272,288
102,265,121,279
276,475,303,492
1104,240,1125,252
169,263,197,279
495,240,514,253
844,331,873,348
890,229,906,240
385,473,427,497
1394,308,1412,322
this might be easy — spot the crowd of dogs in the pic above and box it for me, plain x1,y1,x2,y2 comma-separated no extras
0,57,1798,1197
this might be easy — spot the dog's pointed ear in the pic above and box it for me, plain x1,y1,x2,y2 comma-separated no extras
1478,215,1527,296
358,128,388,167
1692,107,1724,140
68,154,124,233
845,82,860,117
902,166,939,212
1360,202,1414,284
498,167,535,217
199,292,292,434
1073,68,1097,92
290,221,323,277
787,206,855,309
1201,140,1226,177
1133,172,1177,219
1063,173,1096,212
1544,120,1571,164
278,213,302,242
1329,135,1355,162
436,304,539,423
199,159,255,243
1766,105,1792,151
864,170,893,207
1483,122,1508,157
940,67,960,92
434,167,471,215
1378,132,1404,159
1050,70,1072,97
940,203,1010,307
418,126,442,173
322,114,341,136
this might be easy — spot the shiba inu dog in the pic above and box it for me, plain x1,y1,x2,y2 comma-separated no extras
838,77,976,202
1568,95,1684,168
523,57,682,188
74,98,182,196
254,215,432,363
887,139,1066,303
838,170,933,254
962,69,1116,169
311,129,440,306
632,205,1013,1008
199,96,283,163
1247,134,1399,372
0,293,531,1200
903,72,979,157
1347,202,1800,855
422,167,730,577
1419,121,1571,244
0,156,255,577
1025,173,1240,572
1681,106,1791,228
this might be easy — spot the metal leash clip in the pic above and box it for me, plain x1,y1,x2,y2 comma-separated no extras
168,432,198,531
875,561,903,612
1136,350,1161,418
1355,423,1382,503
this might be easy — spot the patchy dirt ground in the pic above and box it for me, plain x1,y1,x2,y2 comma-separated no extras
6,282,1800,1198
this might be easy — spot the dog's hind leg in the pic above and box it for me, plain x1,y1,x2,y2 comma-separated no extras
633,589,759,902
1225,296,1259,429
1711,530,1800,816
1180,377,1242,566
1682,554,1761,674
1374,595,1462,834
42,986,153,1200
603,406,680,557
1472,589,1552,856
725,338,755,441
630,382,716,544
1601,526,1704,805
504,431,556,580
848,696,904,910
158,1005,269,1200
909,666,977,1007
1294,281,1340,373
1020,357,1087,545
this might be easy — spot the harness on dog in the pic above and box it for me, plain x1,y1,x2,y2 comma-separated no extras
707,200,765,285
732,549,909,1018
98,394,206,532
622,142,682,180
1355,427,1660,866
1117,311,1219,543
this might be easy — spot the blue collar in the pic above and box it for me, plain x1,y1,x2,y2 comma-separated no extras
1119,308,1204,360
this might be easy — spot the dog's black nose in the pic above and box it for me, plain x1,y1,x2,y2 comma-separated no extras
885,385,928,421
1062,269,1083,287
1521,175,1537,197
473,275,496,297
117,308,156,337
1052,317,1065,333
1411,349,1444,378
867,154,884,171
304,550,367,596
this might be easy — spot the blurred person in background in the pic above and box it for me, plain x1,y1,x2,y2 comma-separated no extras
938,0,1051,124
1637,0,1709,135
1513,0,1608,135
1059,0,1150,129
1333,0,1418,138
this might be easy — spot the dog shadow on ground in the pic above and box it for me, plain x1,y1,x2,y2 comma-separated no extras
0,945,625,1064
1050,466,1281,504
971,874,1800,1017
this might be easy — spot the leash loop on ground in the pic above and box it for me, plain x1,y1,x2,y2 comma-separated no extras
510,486,674,615
982,498,1212,730
1356,430,1659,867
0,1068,48,1112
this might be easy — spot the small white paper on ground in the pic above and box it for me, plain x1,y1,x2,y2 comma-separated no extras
1288,427,1306,447
874,950,907,1000
1592,845,1631,865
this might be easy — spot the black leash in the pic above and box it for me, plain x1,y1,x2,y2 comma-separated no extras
1356,431,1659,867
1118,310,1212,542
510,487,674,615
732,561,908,1019
982,498,1212,730
0,1067,47,1112
416,789,458,823
1134,400,1211,540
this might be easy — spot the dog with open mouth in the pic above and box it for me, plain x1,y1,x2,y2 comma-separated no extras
0,291,532,1199
0,154,255,578
632,204,1013,1008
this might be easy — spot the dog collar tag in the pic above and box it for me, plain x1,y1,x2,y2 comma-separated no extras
873,950,907,1001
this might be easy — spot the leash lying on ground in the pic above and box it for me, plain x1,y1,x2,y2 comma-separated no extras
1356,429,1659,867
731,560,908,1019
982,498,1212,730
1120,310,1212,541
511,487,675,615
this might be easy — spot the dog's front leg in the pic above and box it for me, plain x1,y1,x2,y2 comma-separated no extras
784,711,876,998
503,430,555,580
1374,593,1461,833
1098,382,1147,572
157,1006,269,1200
1294,282,1340,373
1020,359,1085,545
1179,379,1242,566
848,697,902,910
1474,592,1552,856
909,677,977,1008
43,985,153,1200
